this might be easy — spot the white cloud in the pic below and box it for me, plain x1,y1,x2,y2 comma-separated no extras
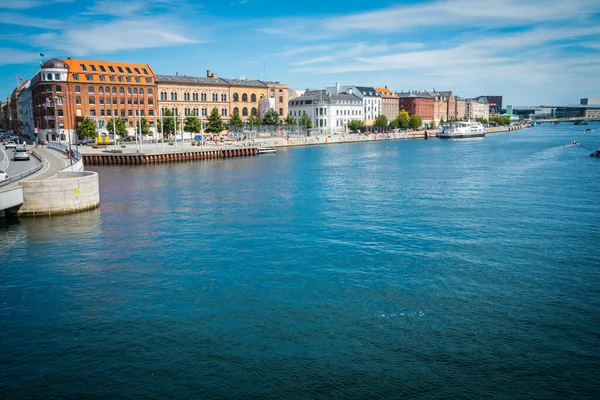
0,48,39,65
0,0,72,10
0,13,63,29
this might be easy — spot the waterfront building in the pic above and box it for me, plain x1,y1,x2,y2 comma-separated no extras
479,95,503,115
396,91,435,123
288,90,362,133
30,58,158,143
427,90,454,121
580,97,600,105
226,76,268,119
8,81,28,135
17,81,34,140
375,87,400,122
0,101,7,131
265,81,289,121
455,96,467,120
326,84,382,125
555,104,600,118
466,97,490,121
156,71,230,123
258,97,276,118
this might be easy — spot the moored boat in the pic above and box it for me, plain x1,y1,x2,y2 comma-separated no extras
258,147,276,154
439,121,486,139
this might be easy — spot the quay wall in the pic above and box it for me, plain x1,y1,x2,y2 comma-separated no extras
18,171,100,216
83,147,258,166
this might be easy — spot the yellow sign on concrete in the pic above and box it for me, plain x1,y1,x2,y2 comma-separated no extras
74,189,81,195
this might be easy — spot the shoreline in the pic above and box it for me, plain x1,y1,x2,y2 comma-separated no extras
78,124,527,166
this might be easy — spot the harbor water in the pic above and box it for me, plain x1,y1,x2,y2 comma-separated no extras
1,123,600,399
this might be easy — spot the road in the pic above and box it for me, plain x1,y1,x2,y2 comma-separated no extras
0,146,39,179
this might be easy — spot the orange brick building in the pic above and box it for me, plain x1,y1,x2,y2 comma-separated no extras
31,58,158,142
396,91,435,122
375,87,399,122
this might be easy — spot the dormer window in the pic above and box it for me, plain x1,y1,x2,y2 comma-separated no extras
117,66,124,73
99,65,106,72
80,64,87,71
90,65,97,71
125,67,132,73
108,66,115,72
134,68,141,74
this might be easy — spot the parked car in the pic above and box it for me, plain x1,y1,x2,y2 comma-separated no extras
77,138,94,145
0,169,8,181
13,147,30,161
4,141,16,149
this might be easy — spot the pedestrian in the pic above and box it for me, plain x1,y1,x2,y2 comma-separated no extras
66,149,70,158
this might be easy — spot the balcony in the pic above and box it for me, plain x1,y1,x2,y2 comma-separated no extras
44,115,56,121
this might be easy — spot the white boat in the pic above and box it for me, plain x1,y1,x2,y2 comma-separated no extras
439,121,486,139
258,147,276,154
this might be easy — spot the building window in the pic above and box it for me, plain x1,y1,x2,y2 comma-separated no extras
56,85,62,92
108,66,115,72
140,98,144,105
251,107,257,116
242,94,248,102
46,74,53,81
120,98,125,104
202,108,207,117
113,98,117,105
192,93,198,101
171,92,177,101
221,94,227,102
145,78,152,84
279,108,283,116
128,98,132,105
233,107,239,115
88,87,94,94
90,65,97,72
184,93,189,101
126,77,132,83
75,86,80,93
212,93,218,102
129,121,133,127
99,87,104,94
80,64,87,71
100,75,106,82
133,88,138,95
100,109,105,116
201,93,207,101
117,66,124,73
121,110,125,117
279,96,283,103
148,98,153,105
139,88,144,95
128,110,132,116
76,96,81,104
90,109,96,116
54,73,60,80
46,85,52,92
251,94,256,102
118,76,124,82
135,77,140,83
147,88,152,95
221,108,227,117
134,98,138,105
73,74,79,81
127,88,132,94
134,68,141,74
86,74,93,81
160,92,167,101
58,109,64,117
99,97,104,104
126,67,132,74
110,76,116,82
142,68,149,74
242,107,248,116
233,93,239,102
111,87,116,94
149,110,154,116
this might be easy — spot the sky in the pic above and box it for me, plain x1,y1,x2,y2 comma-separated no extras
1,0,599,106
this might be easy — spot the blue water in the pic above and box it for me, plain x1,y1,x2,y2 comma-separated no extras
2,124,600,399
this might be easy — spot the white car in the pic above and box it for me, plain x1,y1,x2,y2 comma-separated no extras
13,147,30,161
4,141,16,149
0,169,8,181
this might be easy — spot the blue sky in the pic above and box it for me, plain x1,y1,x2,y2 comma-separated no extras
1,0,599,106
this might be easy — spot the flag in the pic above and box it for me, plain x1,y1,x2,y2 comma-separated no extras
39,53,44,57
17,76,23,81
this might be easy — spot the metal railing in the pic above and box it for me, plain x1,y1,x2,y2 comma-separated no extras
0,149,44,188
48,142,83,172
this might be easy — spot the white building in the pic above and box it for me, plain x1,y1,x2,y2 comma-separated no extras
466,97,490,121
288,90,363,133
17,80,34,140
326,83,382,125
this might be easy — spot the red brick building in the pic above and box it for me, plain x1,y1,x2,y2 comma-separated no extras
396,91,435,122
31,58,158,143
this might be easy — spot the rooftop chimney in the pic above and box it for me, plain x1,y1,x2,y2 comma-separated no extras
336,82,340,95
207,70,211,78
176,71,179,76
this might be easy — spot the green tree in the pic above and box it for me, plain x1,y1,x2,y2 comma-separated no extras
440,117,445,124
246,115,262,127
395,109,410,129
375,114,388,127
285,115,297,126
205,108,225,134
389,119,399,129
299,113,312,129
136,117,151,136
229,110,243,128
347,119,365,133
158,108,181,136
77,117,97,139
106,117,127,138
409,115,423,129
184,116,201,133
262,108,280,125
